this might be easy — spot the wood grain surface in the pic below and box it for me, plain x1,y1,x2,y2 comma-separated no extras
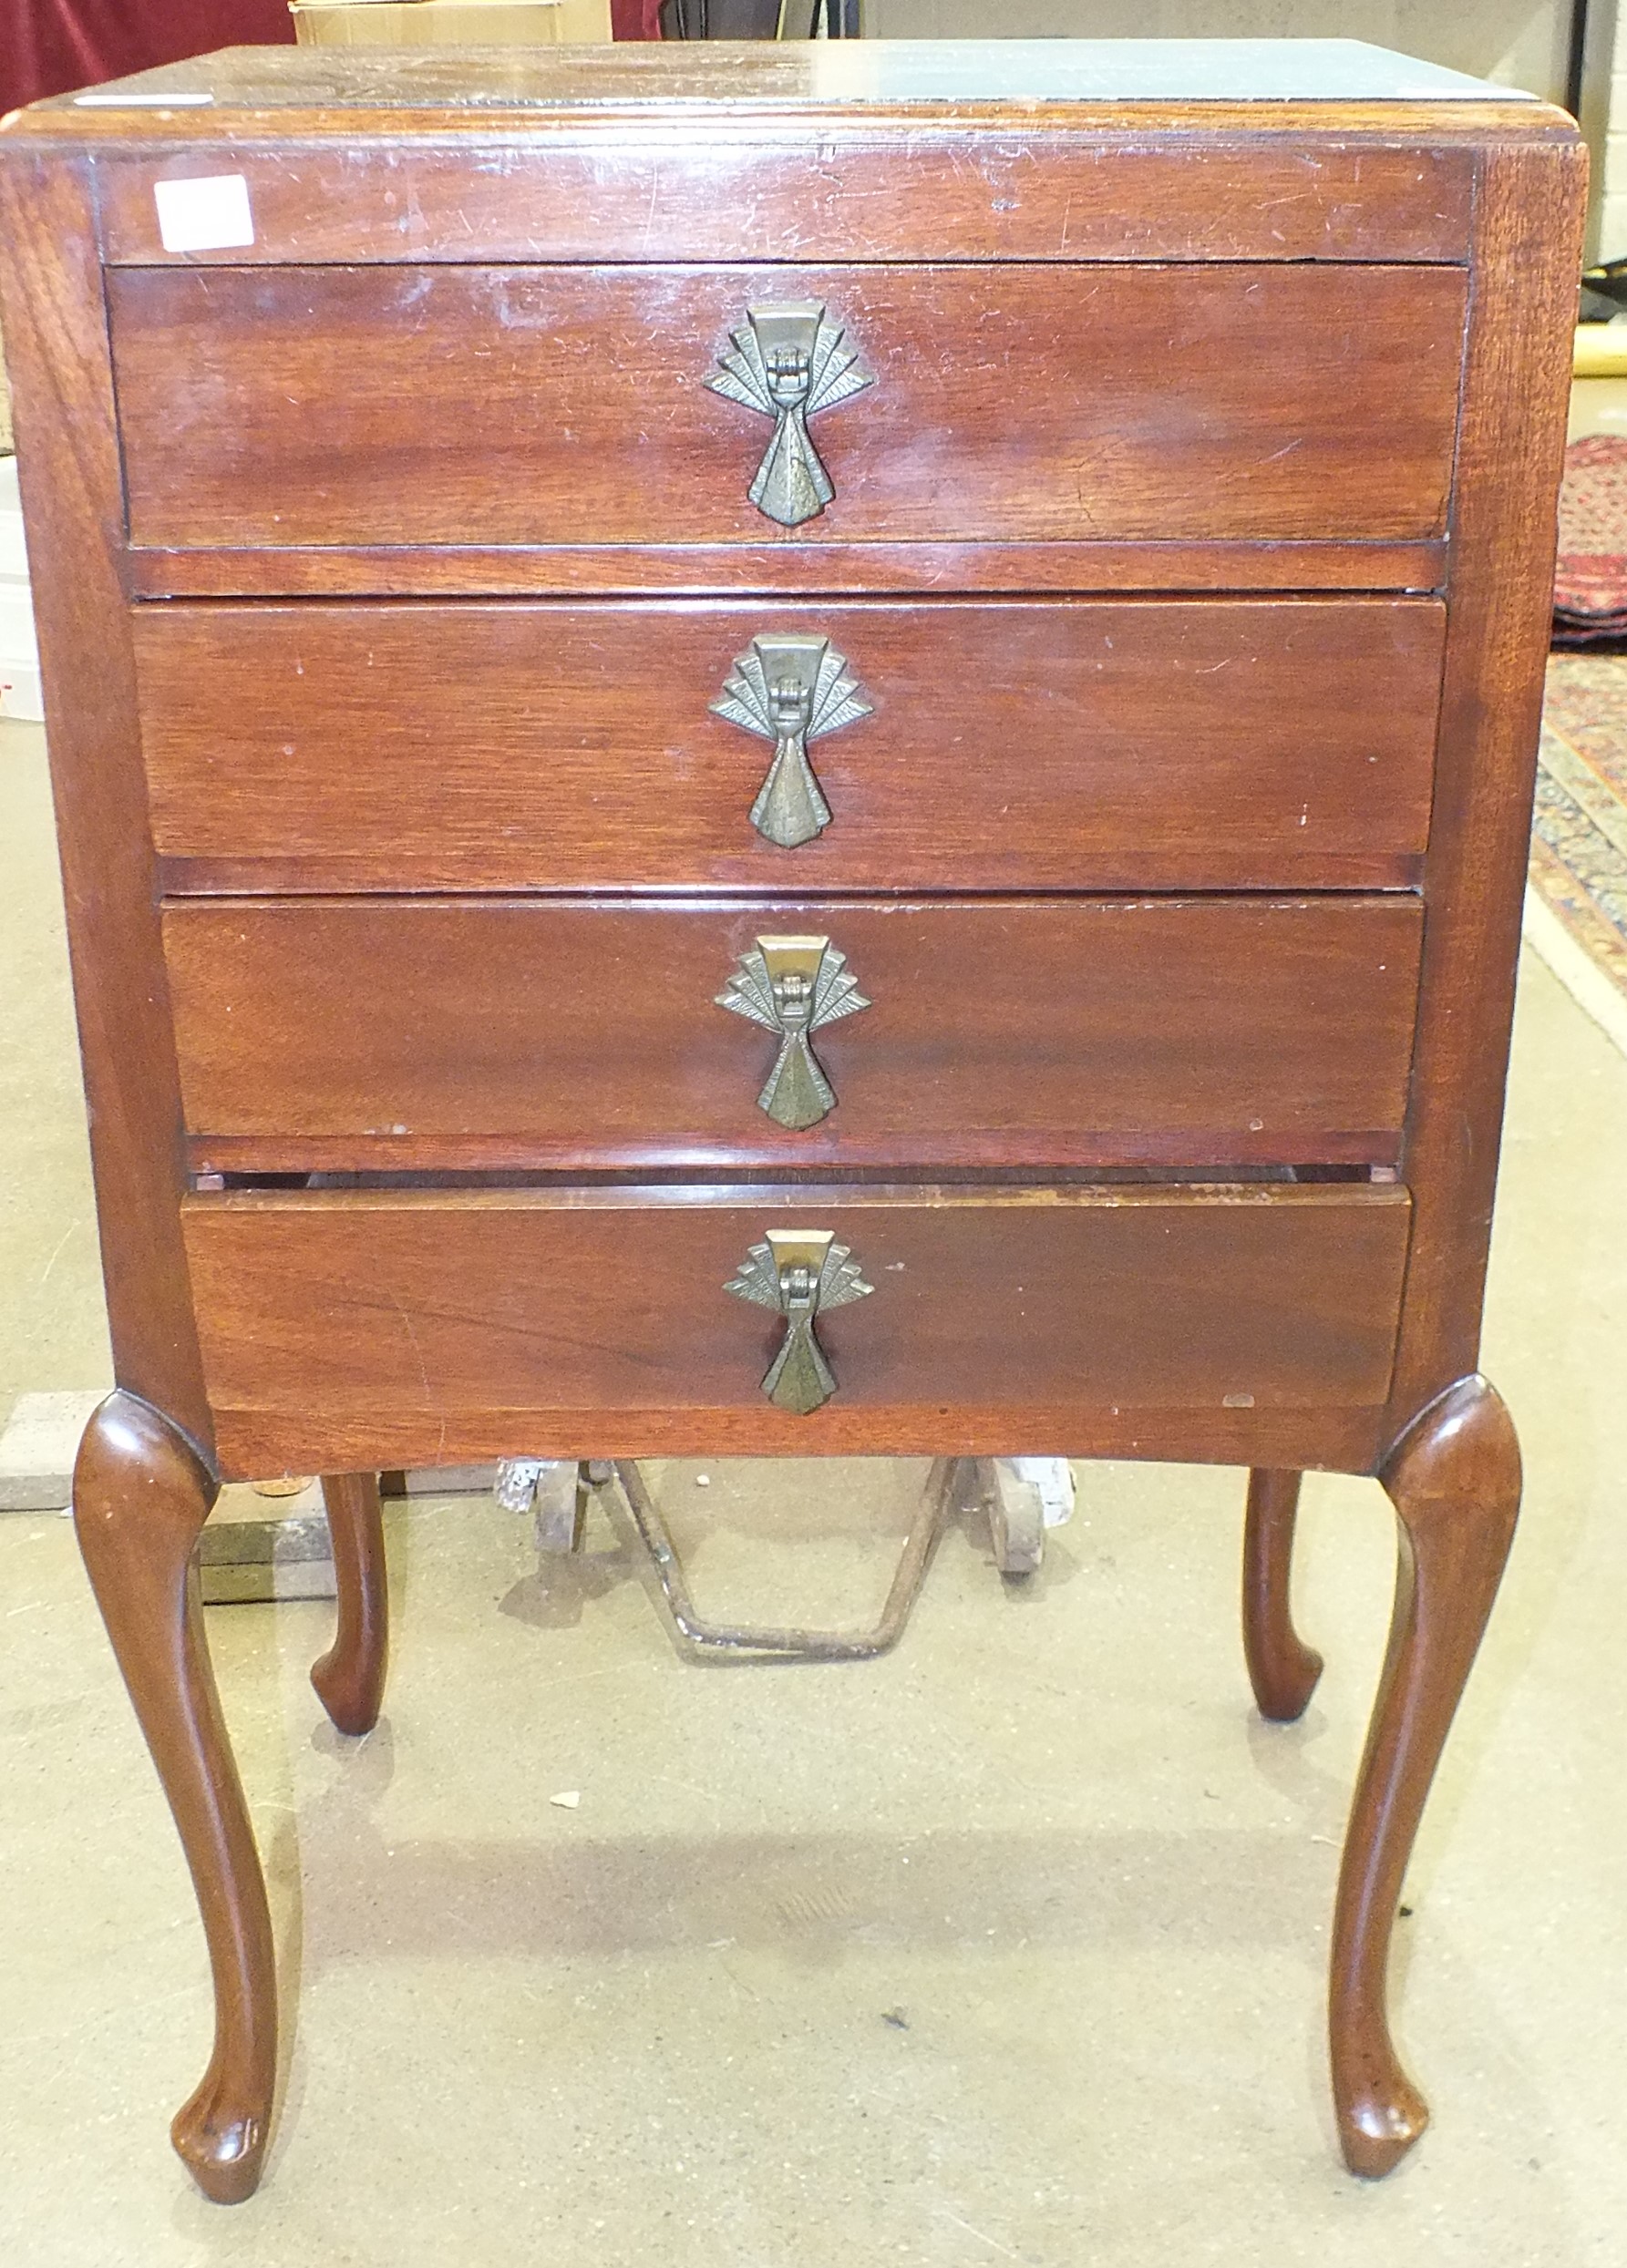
163,894,1424,1172
72,1392,271,2204
2,39,1552,117
0,154,214,1446
128,539,1451,603
310,1473,387,1737
109,262,1467,552
183,1183,1412,1470
1384,139,1588,1425
91,137,1478,268
139,597,1443,894
1241,1468,1323,1720
1334,1375,1522,2174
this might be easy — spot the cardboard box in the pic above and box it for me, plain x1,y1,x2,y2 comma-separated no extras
291,0,613,46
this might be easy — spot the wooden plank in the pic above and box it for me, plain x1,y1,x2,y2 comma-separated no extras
108,262,1467,552
162,895,1425,1173
137,596,1445,893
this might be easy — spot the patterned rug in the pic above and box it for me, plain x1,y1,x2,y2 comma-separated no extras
1553,436,1627,644
1529,654,1627,1052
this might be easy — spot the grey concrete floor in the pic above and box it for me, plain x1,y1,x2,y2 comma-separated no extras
3,713,1627,2265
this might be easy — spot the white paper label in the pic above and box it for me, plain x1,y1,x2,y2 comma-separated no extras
75,91,215,107
153,173,254,255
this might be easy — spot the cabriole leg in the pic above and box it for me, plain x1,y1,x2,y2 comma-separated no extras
1330,1376,1521,2177
311,1472,387,1736
73,1391,277,2204
1242,1468,1323,1721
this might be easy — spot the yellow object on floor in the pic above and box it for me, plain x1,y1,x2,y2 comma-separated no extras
1573,323,1627,378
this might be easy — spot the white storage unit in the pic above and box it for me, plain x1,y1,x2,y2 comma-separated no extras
0,457,42,722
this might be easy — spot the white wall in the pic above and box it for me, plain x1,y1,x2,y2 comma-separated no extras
1596,2,1627,257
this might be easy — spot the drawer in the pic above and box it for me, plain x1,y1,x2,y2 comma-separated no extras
108,262,1465,555
139,597,1443,894
183,1182,1413,1473
164,895,1423,1174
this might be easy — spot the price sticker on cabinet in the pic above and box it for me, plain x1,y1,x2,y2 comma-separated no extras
152,173,254,254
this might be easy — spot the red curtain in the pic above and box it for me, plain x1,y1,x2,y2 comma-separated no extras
3,3,295,113
3,0,655,114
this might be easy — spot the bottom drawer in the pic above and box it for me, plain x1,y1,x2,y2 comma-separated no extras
183,1182,1411,1473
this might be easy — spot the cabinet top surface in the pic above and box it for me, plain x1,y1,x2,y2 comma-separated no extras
5,38,1549,139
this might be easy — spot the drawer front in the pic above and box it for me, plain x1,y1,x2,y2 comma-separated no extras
164,895,1423,1173
109,262,1465,554
139,597,1443,894
184,1184,1412,1472
98,142,1476,269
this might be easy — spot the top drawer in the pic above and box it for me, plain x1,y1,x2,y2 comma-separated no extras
107,262,1465,565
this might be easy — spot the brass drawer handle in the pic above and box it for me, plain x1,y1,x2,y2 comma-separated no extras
716,933,870,1130
706,300,873,528
726,1228,873,1414
710,631,872,849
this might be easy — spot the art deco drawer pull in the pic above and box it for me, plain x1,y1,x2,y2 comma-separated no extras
726,1228,873,1414
709,631,872,849
716,933,870,1129
705,300,873,528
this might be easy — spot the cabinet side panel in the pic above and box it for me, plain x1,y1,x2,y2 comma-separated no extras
0,150,212,1448
1388,136,1587,1432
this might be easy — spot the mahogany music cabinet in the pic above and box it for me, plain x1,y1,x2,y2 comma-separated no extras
0,38,1583,2203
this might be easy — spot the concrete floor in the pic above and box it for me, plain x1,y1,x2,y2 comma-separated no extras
2,712,1627,2266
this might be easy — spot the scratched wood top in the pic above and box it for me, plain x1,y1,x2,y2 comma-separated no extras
1,40,1565,140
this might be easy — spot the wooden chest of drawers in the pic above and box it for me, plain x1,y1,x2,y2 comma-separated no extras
0,38,1582,2205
